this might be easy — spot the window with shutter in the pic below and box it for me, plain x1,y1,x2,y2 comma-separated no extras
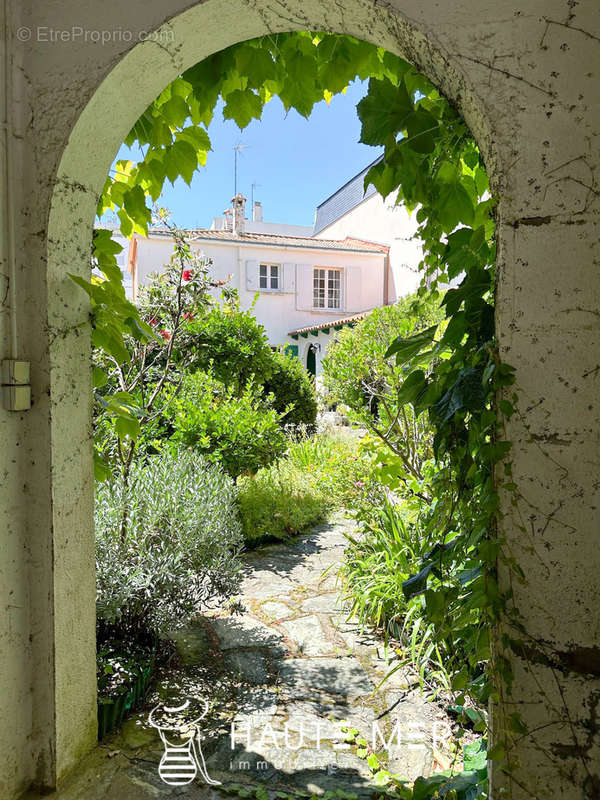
258,262,281,291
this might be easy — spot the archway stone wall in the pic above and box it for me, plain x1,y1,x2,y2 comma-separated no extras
0,1,598,797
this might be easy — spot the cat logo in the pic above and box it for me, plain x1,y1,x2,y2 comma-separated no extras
148,699,221,786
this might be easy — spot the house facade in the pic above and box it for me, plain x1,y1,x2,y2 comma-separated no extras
313,156,422,302
129,198,388,376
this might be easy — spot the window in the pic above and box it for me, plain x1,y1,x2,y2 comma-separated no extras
313,268,341,310
259,263,280,290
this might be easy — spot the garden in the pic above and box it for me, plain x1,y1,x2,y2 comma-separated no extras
77,29,509,800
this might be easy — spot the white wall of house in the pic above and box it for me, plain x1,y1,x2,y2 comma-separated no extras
313,191,422,302
131,235,385,353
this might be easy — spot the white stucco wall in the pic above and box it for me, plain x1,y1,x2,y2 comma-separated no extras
133,235,385,346
313,191,422,301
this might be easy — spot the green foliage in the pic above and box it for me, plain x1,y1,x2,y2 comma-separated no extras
236,431,369,545
322,295,443,483
263,349,318,428
286,428,371,507
166,371,288,478
92,222,219,484
186,298,274,393
95,450,242,643
237,459,326,546
340,498,425,632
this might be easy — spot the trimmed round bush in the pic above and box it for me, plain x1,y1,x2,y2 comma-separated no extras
263,349,318,429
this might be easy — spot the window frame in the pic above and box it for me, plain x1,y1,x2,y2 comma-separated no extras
259,262,281,292
313,266,343,311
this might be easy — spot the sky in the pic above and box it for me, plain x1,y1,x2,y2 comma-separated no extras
112,80,382,231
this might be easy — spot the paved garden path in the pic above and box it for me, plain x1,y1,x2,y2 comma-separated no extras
40,515,454,800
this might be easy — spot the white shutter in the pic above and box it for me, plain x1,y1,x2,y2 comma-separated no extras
296,264,313,310
345,266,362,312
246,260,258,291
282,262,296,293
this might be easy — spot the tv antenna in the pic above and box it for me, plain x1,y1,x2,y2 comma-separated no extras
233,143,250,197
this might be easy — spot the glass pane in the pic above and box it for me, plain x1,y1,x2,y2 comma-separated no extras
270,275,278,288
270,265,278,278
259,264,267,277
313,269,325,307
259,276,267,288
327,270,340,309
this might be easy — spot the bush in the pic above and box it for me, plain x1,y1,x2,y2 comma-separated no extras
95,450,242,643
187,299,274,393
236,430,371,545
262,349,318,428
237,460,327,545
286,428,370,507
166,371,287,478
322,295,444,482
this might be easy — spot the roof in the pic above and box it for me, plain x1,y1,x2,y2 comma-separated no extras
288,310,371,337
313,155,383,235
143,227,388,255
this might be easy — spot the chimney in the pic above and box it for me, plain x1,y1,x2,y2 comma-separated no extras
223,207,233,232
232,193,247,234
253,201,263,222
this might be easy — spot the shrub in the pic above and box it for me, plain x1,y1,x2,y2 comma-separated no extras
286,428,370,507
95,450,242,643
322,294,444,483
237,460,327,545
166,371,287,477
186,299,274,393
236,430,371,545
262,349,318,428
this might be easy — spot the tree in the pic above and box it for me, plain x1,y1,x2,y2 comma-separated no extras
185,297,274,394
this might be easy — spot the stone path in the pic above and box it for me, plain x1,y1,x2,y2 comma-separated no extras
38,516,455,799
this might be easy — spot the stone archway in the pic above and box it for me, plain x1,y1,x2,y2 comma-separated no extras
3,1,598,797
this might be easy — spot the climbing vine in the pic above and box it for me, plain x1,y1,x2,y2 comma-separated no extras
76,31,528,796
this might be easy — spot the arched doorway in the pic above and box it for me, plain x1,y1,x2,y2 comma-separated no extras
39,13,495,785
4,1,596,798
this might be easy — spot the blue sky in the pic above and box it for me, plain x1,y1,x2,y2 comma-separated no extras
113,80,381,230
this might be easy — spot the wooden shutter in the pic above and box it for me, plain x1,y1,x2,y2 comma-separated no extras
344,265,362,312
283,262,296,293
246,260,258,291
295,264,313,310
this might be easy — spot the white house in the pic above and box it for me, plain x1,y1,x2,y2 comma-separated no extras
128,195,388,375
312,155,422,302
125,154,428,375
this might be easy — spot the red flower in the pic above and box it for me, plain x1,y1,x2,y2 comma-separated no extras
182,269,193,282
183,312,194,321
149,317,157,326
159,330,171,341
